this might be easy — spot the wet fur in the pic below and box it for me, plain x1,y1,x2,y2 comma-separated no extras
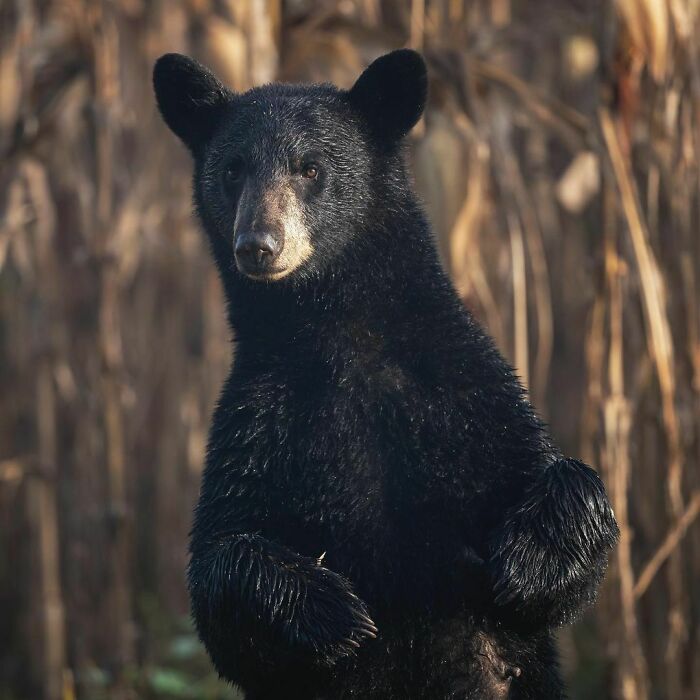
153,51,619,699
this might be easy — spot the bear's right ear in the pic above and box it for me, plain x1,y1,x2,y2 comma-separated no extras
348,49,427,143
153,53,232,155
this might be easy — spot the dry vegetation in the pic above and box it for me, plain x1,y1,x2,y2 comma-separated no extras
1,1,699,698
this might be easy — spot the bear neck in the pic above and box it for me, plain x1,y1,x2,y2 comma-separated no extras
219,191,461,362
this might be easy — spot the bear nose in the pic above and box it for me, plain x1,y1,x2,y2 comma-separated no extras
234,231,281,269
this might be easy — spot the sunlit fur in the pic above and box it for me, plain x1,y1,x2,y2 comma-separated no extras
153,50,619,700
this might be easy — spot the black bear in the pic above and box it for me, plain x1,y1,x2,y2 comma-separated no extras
153,49,619,699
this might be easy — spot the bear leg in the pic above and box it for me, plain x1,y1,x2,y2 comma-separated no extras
489,458,619,628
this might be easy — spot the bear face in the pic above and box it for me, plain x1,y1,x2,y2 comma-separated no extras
154,51,427,283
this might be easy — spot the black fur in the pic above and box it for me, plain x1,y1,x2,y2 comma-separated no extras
153,53,231,154
153,50,619,699
348,49,428,142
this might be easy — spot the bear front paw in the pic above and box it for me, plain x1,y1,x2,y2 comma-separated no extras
282,565,378,665
489,459,619,627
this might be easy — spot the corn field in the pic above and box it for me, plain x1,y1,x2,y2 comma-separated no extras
1,1,699,699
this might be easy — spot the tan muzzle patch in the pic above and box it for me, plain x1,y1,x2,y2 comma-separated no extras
246,183,313,281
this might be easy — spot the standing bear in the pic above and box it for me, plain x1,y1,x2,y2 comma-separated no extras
153,50,619,699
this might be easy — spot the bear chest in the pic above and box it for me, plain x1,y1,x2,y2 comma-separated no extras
229,354,469,560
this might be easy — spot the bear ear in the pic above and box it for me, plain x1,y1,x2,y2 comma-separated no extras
153,53,232,154
348,49,427,143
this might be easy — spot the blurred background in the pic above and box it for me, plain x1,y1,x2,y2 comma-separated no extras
1,1,699,698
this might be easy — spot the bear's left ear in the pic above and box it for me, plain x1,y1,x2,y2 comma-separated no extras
348,49,427,143
153,53,232,155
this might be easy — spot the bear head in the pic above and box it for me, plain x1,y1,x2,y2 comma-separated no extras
153,50,427,284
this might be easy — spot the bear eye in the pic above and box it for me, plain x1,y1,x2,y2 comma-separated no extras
223,157,245,190
301,163,319,180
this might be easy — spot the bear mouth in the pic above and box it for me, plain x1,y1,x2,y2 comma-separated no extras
239,266,290,282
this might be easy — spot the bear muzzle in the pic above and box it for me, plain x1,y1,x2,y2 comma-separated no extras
233,182,314,281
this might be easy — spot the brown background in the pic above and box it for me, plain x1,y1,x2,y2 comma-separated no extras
1,1,699,698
